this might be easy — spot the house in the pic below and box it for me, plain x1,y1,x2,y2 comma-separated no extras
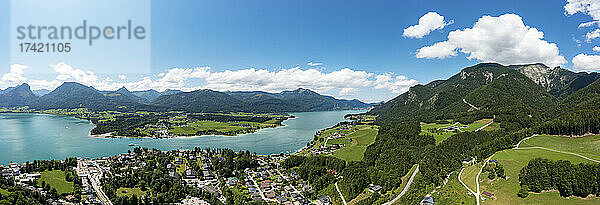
185,169,196,178
482,191,494,198
277,196,287,203
318,196,331,205
181,197,210,205
203,171,214,180
169,171,180,178
252,196,263,202
265,191,276,199
368,184,382,193
261,182,271,189
200,185,218,195
462,157,474,165
420,197,434,205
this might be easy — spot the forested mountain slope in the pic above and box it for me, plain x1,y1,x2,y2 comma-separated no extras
0,83,38,107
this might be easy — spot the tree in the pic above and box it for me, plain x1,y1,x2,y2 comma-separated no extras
517,186,529,198
496,163,505,179
49,188,58,198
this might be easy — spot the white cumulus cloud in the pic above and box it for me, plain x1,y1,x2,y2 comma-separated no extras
3,62,418,101
403,12,453,38
593,46,600,52
118,75,127,80
573,53,600,72
307,62,323,66
416,14,566,68
565,0,600,41
2,64,28,84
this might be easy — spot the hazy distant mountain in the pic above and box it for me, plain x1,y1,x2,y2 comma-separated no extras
153,88,374,113
32,89,51,96
132,89,161,101
0,81,372,113
131,89,183,101
105,87,149,104
161,89,182,96
0,83,38,107
0,85,17,96
152,89,247,113
31,82,148,111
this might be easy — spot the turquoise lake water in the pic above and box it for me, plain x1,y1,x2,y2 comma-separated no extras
0,110,364,164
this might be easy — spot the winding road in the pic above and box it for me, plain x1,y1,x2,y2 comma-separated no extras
461,134,600,205
383,165,419,205
335,181,348,205
463,99,480,110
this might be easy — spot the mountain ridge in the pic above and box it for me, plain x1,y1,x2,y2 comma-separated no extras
0,82,373,113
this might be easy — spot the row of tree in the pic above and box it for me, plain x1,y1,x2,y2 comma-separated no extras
536,110,600,136
519,158,600,198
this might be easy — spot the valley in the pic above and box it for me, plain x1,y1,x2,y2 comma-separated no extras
2,63,600,205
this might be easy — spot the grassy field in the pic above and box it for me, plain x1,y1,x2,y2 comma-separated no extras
432,172,477,205
459,162,482,193
37,170,74,194
174,157,187,174
476,148,600,205
458,135,600,204
421,119,494,144
0,188,9,196
169,120,272,135
116,187,147,197
331,125,378,161
461,119,493,132
520,134,600,161
420,122,457,144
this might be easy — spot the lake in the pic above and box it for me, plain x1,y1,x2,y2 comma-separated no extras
0,110,364,164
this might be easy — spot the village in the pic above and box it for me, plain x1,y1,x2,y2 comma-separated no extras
0,147,346,205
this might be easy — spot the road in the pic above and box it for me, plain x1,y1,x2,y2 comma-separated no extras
474,154,495,205
276,169,300,193
248,172,270,202
335,181,348,205
79,160,113,205
458,167,475,195
515,146,600,163
383,165,419,205
466,134,600,205
475,121,493,132
463,99,480,110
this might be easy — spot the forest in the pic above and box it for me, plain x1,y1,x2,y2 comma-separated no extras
519,158,600,198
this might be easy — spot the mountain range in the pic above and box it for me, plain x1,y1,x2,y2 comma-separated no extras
369,63,600,126
0,83,375,113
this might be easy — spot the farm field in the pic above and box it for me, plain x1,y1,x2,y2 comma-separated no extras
480,148,600,205
331,125,378,161
459,162,482,193
169,120,276,135
457,134,600,205
421,119,495,144
519,134,600,161
37,170,74,194
432,172,476,205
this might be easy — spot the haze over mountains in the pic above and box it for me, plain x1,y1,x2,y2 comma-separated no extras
0,83,375,113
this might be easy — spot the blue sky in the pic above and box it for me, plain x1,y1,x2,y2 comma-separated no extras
1,0,599,102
